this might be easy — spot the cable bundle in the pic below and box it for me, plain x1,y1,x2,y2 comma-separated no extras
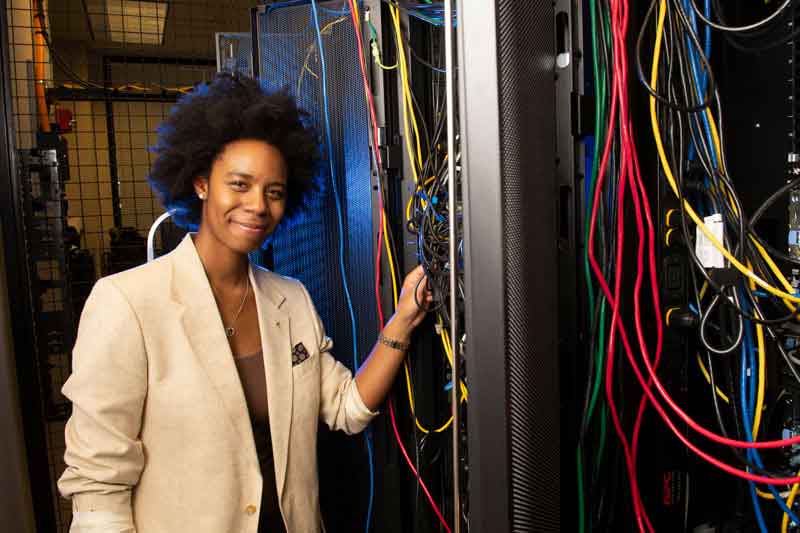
342,1,466,531
404,77,460,324
579,0,800,531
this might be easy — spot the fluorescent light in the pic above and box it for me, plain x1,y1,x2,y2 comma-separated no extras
85,0,168,45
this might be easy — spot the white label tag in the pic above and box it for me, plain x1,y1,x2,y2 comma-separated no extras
695,213,725,269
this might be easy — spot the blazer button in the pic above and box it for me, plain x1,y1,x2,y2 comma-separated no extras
245,504,257,515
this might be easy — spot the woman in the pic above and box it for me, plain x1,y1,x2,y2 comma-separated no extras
58,74,431,533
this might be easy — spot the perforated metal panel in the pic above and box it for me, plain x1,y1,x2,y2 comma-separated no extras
496,1,560,530
460,0,560,531
254,2,376,370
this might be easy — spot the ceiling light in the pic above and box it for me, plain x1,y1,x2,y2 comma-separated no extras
85,0,168,46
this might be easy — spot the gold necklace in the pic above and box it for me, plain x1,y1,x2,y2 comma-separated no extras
222,280,250,338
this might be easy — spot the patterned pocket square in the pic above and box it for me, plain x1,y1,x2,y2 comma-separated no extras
292,342,310,366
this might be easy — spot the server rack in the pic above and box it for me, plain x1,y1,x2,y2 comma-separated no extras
459,1,561,531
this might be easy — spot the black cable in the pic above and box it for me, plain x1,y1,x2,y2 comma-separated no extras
743,287,800,386
635,0,717,112
672,136,796,324
643,0,800,504
385,1,448,72
710,0,800,54
750,177,800,230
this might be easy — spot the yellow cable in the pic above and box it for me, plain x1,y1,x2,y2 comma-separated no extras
403,361,454,433
757,488,776,500
649,0,800,304
390,3,416,176
406,193,415,222
695,353,730,404
783,470,800,532
405,176,439,222
386,216,452,433
383,210,399,308
297,17,347,95
750,236,798,314
381,205,466,433
650,2,785,504
372,4,468,434
440,325,468,400
699,281,708,302
753,322,766,439
390,5,423,177
371,40,398,70
747,262,767,440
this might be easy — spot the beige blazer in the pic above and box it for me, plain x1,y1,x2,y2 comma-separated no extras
58,234,377,532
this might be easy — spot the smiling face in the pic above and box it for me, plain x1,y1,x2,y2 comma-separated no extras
193,139,288,254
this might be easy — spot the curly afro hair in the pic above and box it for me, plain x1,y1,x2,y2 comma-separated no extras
148,73,321,230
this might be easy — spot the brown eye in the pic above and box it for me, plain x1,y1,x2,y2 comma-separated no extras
268,189,285,200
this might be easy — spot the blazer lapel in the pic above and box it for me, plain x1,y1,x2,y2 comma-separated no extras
169,235,258,464
249,267,292,501
169,235,294,500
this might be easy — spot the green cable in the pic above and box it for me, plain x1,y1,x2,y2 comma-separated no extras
586,304,607,423
578,0,606,529
594,0,612,478
578,446,586,533
593,402,609,487
367,19,379,41
590,1,612,512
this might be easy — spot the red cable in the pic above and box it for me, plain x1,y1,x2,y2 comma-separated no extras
603,6,800,454
628,130,662,487
587,1,650,527
389,399,452,533
612,0,658,528
347,2,453,530
344,0,385,326
589,0,800,490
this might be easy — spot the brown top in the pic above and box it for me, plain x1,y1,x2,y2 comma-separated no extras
233,351,286,533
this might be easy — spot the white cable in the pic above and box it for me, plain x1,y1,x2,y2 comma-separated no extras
147,209,175,262
687,0,792,33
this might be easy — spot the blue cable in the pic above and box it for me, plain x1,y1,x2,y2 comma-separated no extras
746,322,755,416
749,482,769,533
738,292,800,527
740,332,768,533
682,0,717,170
702,0,711,88
685,0,709,163
584,136,595,219
309,3,374,531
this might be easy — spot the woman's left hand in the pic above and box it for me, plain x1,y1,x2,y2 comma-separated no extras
394,265,433,331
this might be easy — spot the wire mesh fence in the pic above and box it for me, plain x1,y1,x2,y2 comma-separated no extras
5,1,252,529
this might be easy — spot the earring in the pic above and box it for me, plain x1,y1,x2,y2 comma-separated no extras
198,193,206,200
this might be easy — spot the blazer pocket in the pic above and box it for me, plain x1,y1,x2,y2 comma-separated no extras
291,342,317,380
292,355,317,380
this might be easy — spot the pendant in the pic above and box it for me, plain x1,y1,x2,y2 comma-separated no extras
225,327,235,338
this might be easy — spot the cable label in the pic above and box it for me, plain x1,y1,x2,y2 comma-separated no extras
695,213,725,269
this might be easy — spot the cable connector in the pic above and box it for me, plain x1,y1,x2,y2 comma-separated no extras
370,39,380,62
665,208,679,228
665,227,685,248
665,306,699,329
